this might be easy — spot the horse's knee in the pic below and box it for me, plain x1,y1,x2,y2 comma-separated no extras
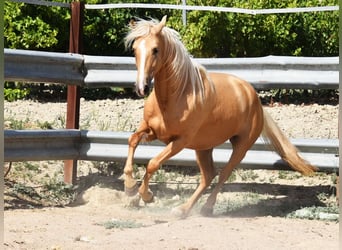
128,133,141,147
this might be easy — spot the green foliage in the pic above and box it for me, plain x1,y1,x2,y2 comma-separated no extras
42,178,74,203
6,161,75,207
4,2,64,50
4,82,30,101
99,219,144,229
259,89,339,105
5,0,71,50
4,88,29,101
180,0,338,57
287,206,339,221
5,117,29,130
3,0,338,102
37,121,54,129
4,0,338,57
82,0,172,55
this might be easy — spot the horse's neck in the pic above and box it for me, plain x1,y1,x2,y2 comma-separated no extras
153,74,174,109
154,69,189,110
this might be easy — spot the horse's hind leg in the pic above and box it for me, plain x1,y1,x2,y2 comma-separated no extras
124,121,155,196
172,149,216,218
200,136,254,216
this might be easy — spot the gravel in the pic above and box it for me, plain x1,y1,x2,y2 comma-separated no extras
4,98,338,139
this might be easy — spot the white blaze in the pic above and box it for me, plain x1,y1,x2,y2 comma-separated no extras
137,39,146,95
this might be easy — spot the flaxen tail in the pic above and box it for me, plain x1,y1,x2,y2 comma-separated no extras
262,109,317,175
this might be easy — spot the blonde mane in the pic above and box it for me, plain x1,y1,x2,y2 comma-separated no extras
125,18,214,103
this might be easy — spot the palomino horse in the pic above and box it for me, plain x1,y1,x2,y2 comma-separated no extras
123,16,316,218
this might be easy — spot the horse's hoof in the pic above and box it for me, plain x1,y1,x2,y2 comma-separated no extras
124,182,139,197
141,190,154,203
171,206,188,219
127,194,141,208
200,205,214,217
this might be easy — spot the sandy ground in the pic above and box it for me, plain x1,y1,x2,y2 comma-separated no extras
4,99,339,249
4,182,339,250
4,207,339,250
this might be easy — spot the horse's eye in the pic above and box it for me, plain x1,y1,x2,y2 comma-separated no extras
152,48,159,55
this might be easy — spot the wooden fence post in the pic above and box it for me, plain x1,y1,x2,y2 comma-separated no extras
64,1,84,184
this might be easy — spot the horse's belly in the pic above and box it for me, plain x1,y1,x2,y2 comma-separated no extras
185,127,233,150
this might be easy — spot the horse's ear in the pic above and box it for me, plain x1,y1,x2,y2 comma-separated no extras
153,15,167,34
160,15,167,26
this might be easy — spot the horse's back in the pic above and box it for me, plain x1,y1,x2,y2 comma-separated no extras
208,72,261,114
186,71,264,148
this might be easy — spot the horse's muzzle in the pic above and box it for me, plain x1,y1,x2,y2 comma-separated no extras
136,77,153,97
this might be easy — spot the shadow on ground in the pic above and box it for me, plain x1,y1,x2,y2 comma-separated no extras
75,173,335,218
5,171,336,219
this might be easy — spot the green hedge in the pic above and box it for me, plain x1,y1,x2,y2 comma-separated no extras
4,0,338,102
177,0,338,57
5,0,338,57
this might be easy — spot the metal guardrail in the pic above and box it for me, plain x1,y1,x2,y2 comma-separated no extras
4,49,339,177
4,130,339,173
4,49,84,85
4,130,80,161
4,49,339,90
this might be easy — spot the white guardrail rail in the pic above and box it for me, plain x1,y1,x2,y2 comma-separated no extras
4,49,339,89
4,130,339,173
4,49,339,173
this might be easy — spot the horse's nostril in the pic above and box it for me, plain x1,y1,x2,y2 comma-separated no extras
144,85,150,95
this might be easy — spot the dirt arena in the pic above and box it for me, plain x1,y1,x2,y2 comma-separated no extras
4,99,339,249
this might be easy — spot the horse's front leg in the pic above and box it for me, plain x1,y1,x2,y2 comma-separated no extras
124,121,155,196
139,139,185,202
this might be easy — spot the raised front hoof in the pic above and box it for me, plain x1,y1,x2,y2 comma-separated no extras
124,183,139,197
200,205,214,217
140,190,154,203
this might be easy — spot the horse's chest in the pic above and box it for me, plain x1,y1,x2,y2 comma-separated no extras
146,114,181,143
143,98,196,143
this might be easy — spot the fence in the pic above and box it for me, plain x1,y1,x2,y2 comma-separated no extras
4,130,339,173
4,48,339,90
4,1,340,183
4,49,340,182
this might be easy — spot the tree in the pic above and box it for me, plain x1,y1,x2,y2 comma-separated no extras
4,0,338,57
179,0,338,57
4,1,69,51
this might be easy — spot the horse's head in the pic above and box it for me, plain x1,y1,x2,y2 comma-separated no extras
130,16,167,97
